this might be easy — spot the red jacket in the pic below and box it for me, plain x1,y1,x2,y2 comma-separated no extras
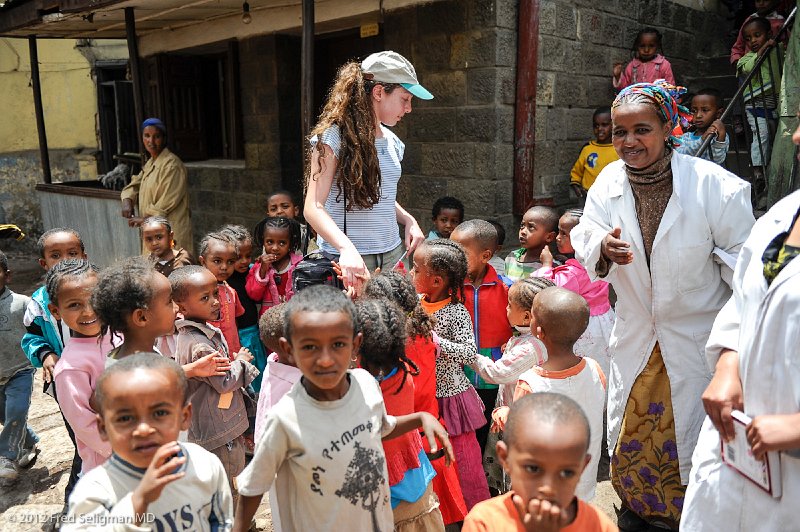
462,265,513,389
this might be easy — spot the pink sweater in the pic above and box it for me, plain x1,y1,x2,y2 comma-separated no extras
254,352,302,440
613,54,675,90
53,335,119,473
245,252,303,316
534,259,611,316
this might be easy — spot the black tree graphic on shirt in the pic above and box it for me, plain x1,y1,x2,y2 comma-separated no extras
335,441,387,532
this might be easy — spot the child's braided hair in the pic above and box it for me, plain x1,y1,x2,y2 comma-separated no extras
91,256,158,339
252,216,302,254
219,224,252,246
421,239,468,304
141,216,172,234
509,276,556,310
355,298,419,394
45,258,99,305
363,271,435,339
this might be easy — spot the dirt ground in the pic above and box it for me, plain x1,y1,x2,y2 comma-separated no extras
0,252,621,530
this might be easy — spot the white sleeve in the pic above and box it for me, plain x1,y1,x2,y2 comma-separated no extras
572,179,617,283
236,412,289,497
469,337,547,384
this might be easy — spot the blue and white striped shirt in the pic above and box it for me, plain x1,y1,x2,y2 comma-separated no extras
311,124,404,255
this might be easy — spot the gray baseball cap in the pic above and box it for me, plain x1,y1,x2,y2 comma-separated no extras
361,51,434,100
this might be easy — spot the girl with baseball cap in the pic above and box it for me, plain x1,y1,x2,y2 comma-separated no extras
304,51,432,294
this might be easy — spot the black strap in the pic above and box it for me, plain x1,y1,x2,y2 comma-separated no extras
343,180,347,235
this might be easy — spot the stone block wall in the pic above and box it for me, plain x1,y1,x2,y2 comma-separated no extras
385,0,519,242
537,0,729,205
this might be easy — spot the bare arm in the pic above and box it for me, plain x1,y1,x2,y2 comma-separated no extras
303,144,368,290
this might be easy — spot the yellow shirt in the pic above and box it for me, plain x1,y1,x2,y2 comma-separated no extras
121,147,193,255
569,141,619,191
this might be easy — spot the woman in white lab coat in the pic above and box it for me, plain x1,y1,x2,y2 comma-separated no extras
681,125,800,531
572,81,754,530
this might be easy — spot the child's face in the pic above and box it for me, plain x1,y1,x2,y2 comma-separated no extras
267,194,300,219
234,239,253,274
497,420,590,516
593,112,612,144
506,293,531,329
556,215,578,255
97,367,191,469
263,227,292,262
519,212,556,252
200,241,237,282
636,33,658,62
410,248,441,296
755,0,777,16
49,273,100,338
280,310,361,401
39,233,86,271
743,23,770,53
690,95,721,131
432,208,462,239
147,273,179,337
450,230,490,284
142,223,173,259
176,270,221,322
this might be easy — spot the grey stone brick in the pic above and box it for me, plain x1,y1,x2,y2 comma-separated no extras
536,71,556,106
405,109,457,142
421,143,474,177
457,107,498,142
418,0,467,36
539,0,558,36
496,29,517,67
467,68,498,105
496,0,518,29
555,3,578,40
412,35,451,70
576,9,605,44
423,70,468,107
498,106,515,143
499,67,516,105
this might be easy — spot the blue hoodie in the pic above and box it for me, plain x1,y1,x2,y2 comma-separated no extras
21,286,66,367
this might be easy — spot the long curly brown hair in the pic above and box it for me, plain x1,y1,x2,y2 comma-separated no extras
306,61,399,210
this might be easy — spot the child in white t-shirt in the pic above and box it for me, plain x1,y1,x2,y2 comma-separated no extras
494,287,605,502
233,285,453,532
64,353,233,531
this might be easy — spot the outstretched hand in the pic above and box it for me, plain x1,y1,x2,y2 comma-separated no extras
419,413,455,466
601,227,633,265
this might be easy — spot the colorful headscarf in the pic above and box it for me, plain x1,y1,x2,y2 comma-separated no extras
141,117,166,134
612,80,691,147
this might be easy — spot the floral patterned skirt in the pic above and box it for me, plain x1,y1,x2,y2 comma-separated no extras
610,344,684,529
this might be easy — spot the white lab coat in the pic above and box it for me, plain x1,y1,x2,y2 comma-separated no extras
572,152,754,482
682,190,800,531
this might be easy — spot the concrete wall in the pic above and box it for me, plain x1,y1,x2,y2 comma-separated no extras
536,0,730,205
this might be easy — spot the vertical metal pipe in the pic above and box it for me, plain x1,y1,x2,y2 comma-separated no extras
28,36,51,184
125,7,145,159
513,0,540,215
301,0,314,142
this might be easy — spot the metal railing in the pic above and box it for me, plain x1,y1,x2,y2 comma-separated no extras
693,7,795,210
